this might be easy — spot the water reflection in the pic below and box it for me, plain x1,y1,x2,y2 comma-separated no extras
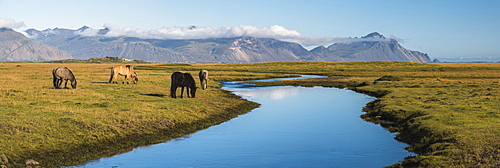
236,86,301,100
78,76,413,168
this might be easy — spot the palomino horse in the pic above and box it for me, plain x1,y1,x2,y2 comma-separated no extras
198,69,208,90
170,72,197,98
109,65,138,84
52,67,77,89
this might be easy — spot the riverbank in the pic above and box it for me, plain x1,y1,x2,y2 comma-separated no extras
1,61,499,167
241,61,500,167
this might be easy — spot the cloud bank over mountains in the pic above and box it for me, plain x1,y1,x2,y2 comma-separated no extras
2,17,400,47
77,24,400,46
0,18,25,29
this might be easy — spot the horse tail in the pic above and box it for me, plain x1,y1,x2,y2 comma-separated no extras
52,67,60,88
109,66,115,83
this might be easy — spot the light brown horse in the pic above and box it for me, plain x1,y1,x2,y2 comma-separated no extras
198,69,208,90
52,67,77,89
109,65,138,84
171,72,197,98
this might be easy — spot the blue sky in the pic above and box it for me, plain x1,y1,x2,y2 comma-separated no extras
0,0,499,60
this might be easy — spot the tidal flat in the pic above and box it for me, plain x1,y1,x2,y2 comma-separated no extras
0,61,499,167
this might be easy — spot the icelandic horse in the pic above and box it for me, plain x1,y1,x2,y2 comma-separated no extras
170,72,197,98
109,65,138,84
52,67,77,89
198,69,208,90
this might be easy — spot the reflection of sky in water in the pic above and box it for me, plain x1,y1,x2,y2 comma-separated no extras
78,75,414,168
233,86,301,100
221,74,324,101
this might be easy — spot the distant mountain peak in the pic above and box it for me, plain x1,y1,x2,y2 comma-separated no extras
362,32,385,39
0,27,14,32
77,25,90,32
98,28,110,35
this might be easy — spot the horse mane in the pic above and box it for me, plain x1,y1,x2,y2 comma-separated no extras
184,73,196,87
64,67,76,80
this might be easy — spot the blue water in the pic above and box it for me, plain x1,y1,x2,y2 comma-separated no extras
75,75,412,168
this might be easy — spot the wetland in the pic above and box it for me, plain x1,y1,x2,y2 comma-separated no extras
79,76,413,167
0,61,499,167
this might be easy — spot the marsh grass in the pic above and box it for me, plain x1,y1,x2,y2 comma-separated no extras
1,61,499,167
236,61,500,167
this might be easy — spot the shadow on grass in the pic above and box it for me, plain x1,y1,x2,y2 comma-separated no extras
141,93,167,97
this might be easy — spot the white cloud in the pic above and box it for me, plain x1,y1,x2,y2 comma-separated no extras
0,18,25,29
77,28,100,36
78,24,303,40
1,18,401,47
74,24,400,46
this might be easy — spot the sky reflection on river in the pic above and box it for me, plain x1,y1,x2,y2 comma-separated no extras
78,77,413,168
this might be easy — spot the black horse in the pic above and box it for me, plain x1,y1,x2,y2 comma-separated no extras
52,67,77,89
170,72,197,98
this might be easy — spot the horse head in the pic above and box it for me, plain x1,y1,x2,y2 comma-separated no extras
132,72,139,84
190,86,198,98
71,80,77,89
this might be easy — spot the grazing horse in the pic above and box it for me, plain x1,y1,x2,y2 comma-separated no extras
198,69,208,90
52,67,77,89
170,72,197,98
109,65,138,84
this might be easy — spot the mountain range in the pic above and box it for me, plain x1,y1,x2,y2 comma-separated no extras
0,26,432,63
0,28,73,61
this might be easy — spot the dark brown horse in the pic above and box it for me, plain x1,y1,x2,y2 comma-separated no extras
171,72,197,98
198,69,208,90
52,67,77,89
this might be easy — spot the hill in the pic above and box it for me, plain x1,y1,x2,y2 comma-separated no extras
0,28,74,61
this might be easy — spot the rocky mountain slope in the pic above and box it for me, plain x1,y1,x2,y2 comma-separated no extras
306,32,431,62
23,27,431,63
0,28,74,61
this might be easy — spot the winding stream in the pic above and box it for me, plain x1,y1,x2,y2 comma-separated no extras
76,75,413,167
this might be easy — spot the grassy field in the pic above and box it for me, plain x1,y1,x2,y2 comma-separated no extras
0,61,499,167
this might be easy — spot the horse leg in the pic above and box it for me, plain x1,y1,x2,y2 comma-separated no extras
180,86,185,98
203,79,207,90
170,85,176,98
64,80,69,89
125,75,129,84
57,79,63,89
186,87,191,98
113,72,119,84
53,78,58,89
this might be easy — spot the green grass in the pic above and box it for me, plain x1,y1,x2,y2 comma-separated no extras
1,61,499,167
0,63,270,167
